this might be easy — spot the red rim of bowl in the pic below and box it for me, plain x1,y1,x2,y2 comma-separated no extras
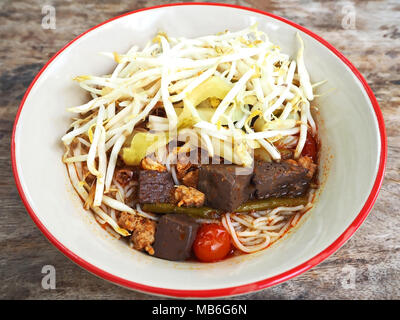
11,2,387,298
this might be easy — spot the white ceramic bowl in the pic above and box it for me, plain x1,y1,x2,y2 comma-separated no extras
12,3,386,298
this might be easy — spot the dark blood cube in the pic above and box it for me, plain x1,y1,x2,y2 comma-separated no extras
197,164,253,212
252,160,310,199
153,214,199,261
138,170,174,204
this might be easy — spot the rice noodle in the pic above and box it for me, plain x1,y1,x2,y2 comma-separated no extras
221,202,311,253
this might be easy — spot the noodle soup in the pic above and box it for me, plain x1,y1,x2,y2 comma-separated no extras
62,25,319,262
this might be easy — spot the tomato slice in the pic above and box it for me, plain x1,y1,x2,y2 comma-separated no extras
193,224,231,262
301,132,317,161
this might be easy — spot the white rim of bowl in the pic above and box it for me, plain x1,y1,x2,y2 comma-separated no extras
11,2,387,298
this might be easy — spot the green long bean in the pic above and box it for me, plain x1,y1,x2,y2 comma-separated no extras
142,196,309,219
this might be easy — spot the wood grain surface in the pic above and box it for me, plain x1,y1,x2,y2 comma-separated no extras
1,0,399,300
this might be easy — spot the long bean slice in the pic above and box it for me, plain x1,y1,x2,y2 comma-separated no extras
142,196,309,219
142,203,221,219
235,197,308,213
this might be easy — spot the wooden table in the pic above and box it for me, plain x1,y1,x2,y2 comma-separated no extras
1,0,399,299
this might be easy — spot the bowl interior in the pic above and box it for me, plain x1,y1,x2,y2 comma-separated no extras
13,4,381,296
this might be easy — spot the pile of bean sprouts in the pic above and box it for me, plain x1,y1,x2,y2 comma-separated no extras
62,25,318,253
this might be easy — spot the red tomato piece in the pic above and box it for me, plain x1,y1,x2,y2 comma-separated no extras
193,224,231,262
301,132,317,161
